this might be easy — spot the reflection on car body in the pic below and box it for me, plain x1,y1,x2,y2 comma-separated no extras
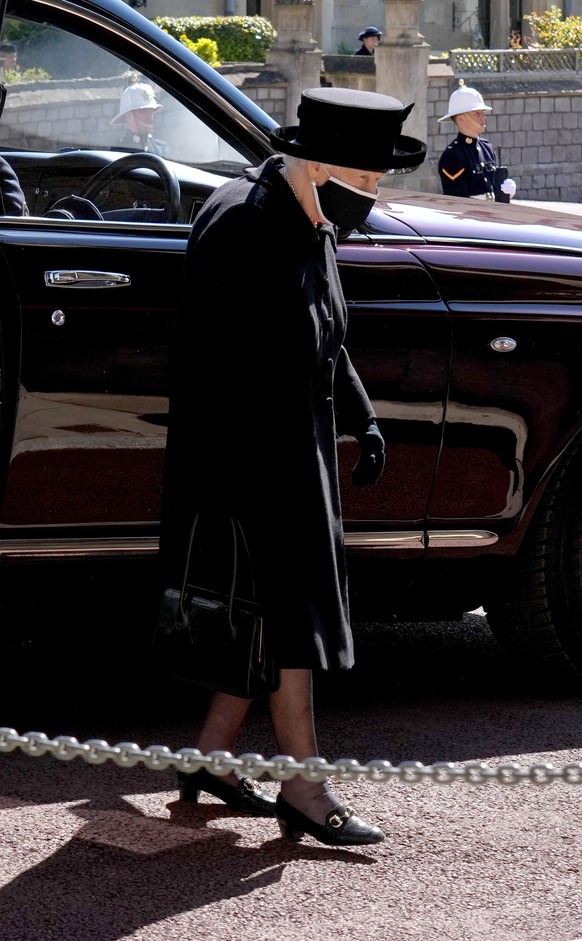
1,0,582,680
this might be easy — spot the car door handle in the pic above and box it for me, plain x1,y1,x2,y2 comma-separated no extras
44,270,131,288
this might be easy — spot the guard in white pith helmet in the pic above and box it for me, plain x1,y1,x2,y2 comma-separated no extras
437,80,516,202
111,81,170,157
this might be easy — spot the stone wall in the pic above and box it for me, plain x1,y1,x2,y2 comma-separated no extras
3,63,582,202
0,77,122,151
324,57,582,200
214,64,288,124
427,65,582,200
0,70,287,153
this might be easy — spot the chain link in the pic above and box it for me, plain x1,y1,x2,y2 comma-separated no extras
2,728,581,785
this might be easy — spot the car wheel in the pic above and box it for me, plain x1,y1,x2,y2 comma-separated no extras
485,438,582,683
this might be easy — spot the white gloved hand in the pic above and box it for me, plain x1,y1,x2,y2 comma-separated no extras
500,178,517,198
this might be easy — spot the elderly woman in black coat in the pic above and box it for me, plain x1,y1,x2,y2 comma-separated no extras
160,87,426,847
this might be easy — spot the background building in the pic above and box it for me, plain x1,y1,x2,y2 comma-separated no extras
130,1,582,55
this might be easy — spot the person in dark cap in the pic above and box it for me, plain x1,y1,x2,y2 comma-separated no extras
159,87,426,848
356,26,382,55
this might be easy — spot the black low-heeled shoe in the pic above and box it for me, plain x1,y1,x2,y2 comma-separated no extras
176,768,277,817
275,794,385,846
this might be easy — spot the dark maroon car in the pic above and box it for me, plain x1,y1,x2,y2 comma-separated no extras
1,0,582,680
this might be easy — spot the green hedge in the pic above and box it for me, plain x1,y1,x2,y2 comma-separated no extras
4,20,50,48
154,15,277,64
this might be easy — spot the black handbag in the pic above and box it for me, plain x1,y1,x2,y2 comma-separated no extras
152,514,279,699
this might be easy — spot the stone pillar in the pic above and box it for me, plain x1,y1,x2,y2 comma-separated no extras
520,0,537,17
375,0,434,191
265,0,322,125
489,0,510,48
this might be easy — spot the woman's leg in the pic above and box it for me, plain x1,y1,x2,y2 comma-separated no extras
267,667,338,824
196,691,253,786
179,691,275,813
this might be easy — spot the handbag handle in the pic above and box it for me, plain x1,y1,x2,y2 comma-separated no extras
176,515,255,632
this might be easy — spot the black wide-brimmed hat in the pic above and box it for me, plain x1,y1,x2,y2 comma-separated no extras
269,87,427,173
359,26,382,41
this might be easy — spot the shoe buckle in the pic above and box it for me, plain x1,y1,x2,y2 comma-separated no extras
329,806,354,828
242,777,257,793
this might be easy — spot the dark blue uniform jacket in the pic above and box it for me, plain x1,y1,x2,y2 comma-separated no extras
438,132,508,202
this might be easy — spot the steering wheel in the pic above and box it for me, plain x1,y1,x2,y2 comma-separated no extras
79,152,181,223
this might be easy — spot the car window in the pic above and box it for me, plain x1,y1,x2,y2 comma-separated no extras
0,15,248,222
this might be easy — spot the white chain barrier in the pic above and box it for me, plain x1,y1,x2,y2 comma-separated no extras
2,727,582,785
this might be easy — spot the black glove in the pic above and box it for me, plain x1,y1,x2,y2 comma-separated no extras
352,419,385,487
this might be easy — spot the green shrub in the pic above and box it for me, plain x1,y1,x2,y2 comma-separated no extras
5,66,51,82
2,17,52,77
154,15,277,63
179,34,221,67
524,5,582,48
3,19,50,47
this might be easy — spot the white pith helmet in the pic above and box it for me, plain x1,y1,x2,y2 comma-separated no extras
111,82,162,125
438,79,492,122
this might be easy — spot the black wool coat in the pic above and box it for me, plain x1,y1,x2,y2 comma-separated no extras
159,156,376,671
0,156,27,215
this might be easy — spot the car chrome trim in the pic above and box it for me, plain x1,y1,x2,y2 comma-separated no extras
353,232,582,256
0,529,499,560
344,530,499,549
450,302,582,315
421,235,582,255
346,301,448,313
45,270,131,287
348,232,426,244
0,221,191,244
427,530,499,547
0,537,159,560
344,532,425,549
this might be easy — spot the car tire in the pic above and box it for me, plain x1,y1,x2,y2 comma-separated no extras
485,437,582,683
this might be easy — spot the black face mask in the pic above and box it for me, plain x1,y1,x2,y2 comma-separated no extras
314,174,377,230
